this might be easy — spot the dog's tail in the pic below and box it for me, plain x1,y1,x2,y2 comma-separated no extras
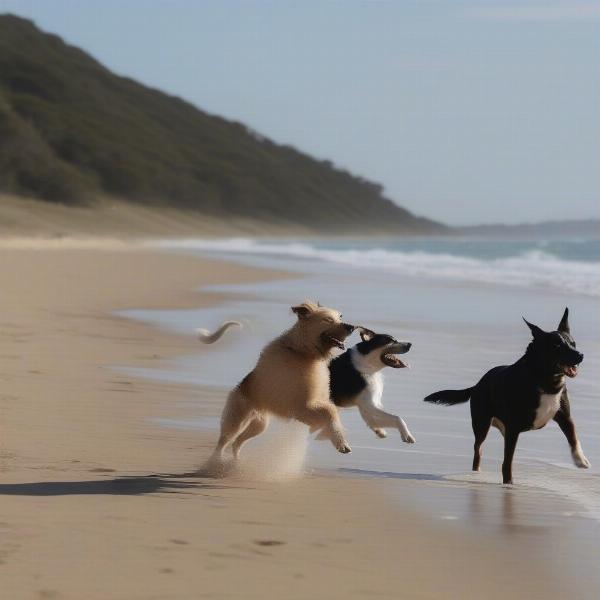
424,387,473,406
196,321,241,344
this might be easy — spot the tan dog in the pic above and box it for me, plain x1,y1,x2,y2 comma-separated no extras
209,300,355,462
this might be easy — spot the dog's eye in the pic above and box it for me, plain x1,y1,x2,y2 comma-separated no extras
324,317,334,324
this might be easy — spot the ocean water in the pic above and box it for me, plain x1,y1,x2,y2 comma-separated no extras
121,237,600,521
157,237,600,297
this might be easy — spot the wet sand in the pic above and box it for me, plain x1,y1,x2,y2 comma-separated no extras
0,240,596,599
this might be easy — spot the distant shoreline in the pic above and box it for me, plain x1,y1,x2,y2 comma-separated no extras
4,193,599,241
459,219,600,239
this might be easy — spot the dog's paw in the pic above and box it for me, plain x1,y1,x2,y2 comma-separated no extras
402,431,416,444
572,442,591,468
337,443,352,454
374,428,387,439
573,452,591,469
203,455,234,478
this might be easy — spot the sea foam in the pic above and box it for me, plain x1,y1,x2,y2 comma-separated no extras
154,238,600,297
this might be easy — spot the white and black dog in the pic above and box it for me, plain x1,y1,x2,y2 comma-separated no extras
329,328,416,444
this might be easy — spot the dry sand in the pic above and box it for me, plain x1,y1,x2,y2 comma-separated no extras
0,194,313,238
0,241,589,599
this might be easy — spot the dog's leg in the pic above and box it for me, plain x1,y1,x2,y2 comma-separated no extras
553,410,590,468
470,393,492,471
357,404,415,444
297,405,351,454
491,417,505,437
472,418,492,471
502,429,520,484
231,414,270,460
210,389,253,462
355,404,388,438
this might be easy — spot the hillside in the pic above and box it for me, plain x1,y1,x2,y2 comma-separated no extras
0,15,443,234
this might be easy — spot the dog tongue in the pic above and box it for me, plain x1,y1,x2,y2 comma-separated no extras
565,365,578,378
384,354,408,368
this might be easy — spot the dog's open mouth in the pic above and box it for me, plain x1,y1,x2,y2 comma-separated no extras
321,332,345,350
381,342,410,368
561,364,579,378
381,352,408,369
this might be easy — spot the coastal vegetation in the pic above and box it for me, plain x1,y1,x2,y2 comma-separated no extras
0,15,443,233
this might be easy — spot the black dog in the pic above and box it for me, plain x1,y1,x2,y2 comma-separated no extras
328,328,416,443
424,308,589,484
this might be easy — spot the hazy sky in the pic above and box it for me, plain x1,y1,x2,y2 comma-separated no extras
1,1,599,225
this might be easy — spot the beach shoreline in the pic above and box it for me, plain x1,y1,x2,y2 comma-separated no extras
0,240,597,599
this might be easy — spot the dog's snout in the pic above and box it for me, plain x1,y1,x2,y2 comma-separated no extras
342,323,355,333
578,352,584,362
405,342,412,350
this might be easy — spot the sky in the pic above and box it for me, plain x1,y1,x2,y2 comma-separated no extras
1,0,599,225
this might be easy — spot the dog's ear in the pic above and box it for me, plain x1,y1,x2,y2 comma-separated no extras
359,327,375,342
557,307,570,334
291,302,315,319
523,317,544,338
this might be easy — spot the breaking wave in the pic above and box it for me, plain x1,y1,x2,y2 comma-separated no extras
156,238,600,297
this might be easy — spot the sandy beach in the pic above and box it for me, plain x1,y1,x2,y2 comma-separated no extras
0,241,596,599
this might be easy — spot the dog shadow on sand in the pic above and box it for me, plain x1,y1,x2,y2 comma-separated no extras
0,461,447,497
0,463,238,497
